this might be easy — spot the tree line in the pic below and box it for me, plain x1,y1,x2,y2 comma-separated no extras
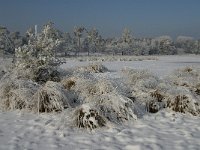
1,22,200,58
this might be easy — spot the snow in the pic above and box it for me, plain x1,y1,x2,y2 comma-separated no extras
61,55,200,78
0,110,200,150
1,55,200,150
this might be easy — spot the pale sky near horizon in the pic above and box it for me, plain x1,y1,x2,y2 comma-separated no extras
0,0,200,38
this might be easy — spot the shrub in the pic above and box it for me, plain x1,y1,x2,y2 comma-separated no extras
72,104,106,130
32,81,69,113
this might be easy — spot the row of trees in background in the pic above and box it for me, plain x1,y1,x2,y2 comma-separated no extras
1,22,200,58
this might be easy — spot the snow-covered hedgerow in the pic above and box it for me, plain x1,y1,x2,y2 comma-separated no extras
66,55,158,62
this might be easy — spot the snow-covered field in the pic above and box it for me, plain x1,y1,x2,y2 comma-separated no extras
63,55,200,78
0,55,200,150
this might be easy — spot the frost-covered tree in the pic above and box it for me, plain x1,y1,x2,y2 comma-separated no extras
59,32,75,56
176,36,195,54
132,38,151,55
194,40,200,54
0,26,14,56
120,28,133,55
14,22,62,83
150,36,176,55
73,26,85,56
9,31,24,49
105,38,121,55
84,28,105,55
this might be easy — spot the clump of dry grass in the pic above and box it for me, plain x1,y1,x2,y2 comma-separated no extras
121,68,155,84
96,94,137,123
72,104,106,130
122,67,200,116
61,77,76,90
60,73,137,129
75,63,108,73
195,84,200,95
32,81,69,113
0,78,39,111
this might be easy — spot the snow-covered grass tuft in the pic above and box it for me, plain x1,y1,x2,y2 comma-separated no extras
75,63,108,73
122,67,200,116
0,78,39,111
62,76,137,127
72,104,107,130
32,81,69,113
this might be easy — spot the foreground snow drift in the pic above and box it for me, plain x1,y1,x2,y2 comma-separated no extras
0,110,200,150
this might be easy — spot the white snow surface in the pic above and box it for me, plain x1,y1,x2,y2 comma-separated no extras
1,55,200,150
62,55,200,78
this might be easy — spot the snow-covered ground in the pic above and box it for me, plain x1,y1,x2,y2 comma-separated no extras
62,55,200,78
1,55,200,150
0,110,200,150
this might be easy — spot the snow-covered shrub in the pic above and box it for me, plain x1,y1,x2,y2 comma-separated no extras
122,67,200,116
72,104,106,130
168,67,200,88
0,58,12,80
121,68,157,84
166,94,199,115
96,94,137,123
164,67,200,116
61,77,76,90
75,63,108,73
195,84,200,95
0,77,39,111
63,76,137,127
31,81,69,113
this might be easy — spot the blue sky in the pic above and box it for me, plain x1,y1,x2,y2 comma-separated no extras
0,0,200,38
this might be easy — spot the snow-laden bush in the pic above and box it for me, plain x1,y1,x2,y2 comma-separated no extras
0,77,39,111
0,58,12,80
61,76,137,128
31,81,69,113
0,76,69,113
14,23,63,84
72,104,106,130
122,67,200,116
75,63,108,73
